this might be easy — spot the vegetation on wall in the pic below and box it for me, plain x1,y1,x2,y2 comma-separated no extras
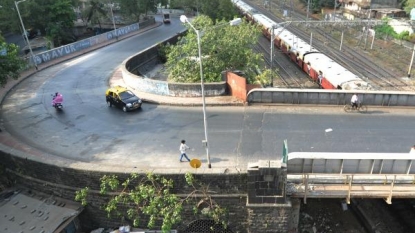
75,172,229,232
373,18,415,42
164,15,264,84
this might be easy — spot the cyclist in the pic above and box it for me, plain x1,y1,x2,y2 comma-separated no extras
351,94,359,109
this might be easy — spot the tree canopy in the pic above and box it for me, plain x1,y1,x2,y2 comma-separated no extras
165,15,263,83
75,172,229,232
0,36,24,86
404,0,415,14
170,0,239,22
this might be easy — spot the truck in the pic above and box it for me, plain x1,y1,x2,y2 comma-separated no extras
163,13,170,23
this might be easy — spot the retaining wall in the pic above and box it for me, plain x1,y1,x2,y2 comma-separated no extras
121,31,227,97
33,19,155,65
247,88,415,106
0,152,299,232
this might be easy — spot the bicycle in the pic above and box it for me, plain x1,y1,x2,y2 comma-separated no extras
343,102,367,113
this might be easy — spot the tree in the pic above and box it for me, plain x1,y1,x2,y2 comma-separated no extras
165,15,263,83
0,0,21,34
117,0,159,22
170,0,238,21
200,0,239,22
15,0,76,46
82,0,108,32
75,172,228,232
46,0,77,46
254,69,280,87
404,0,415,14
0,36,24,86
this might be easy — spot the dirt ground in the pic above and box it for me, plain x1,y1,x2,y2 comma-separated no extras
299,198,413,233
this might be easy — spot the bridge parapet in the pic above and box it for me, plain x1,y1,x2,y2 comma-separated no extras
286,152,415,204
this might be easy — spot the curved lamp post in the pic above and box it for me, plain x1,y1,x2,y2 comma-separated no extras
109,3,117,40
180,15,211,168
15,0,37,70
180,15,241,168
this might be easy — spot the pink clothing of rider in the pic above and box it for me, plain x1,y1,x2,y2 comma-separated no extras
52,93,63,106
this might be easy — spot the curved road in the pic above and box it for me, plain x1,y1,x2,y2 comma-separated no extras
1,16,415,172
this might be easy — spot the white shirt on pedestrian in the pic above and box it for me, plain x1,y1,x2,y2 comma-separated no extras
180,143,189,153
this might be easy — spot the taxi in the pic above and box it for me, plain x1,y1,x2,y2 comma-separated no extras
105,86,142,112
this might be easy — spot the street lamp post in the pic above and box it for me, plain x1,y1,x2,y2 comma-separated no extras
15,0,37,70
180,15,241,168
109,2,117,40
180,15,211,168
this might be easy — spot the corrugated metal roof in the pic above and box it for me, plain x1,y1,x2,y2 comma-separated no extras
0,190,82,233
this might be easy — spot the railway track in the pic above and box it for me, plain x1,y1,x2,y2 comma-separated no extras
246,0,415,91
256,36,312,88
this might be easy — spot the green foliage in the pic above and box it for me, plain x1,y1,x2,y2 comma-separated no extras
404,0,415,14
100,173,182,231
374,19,397,40
170,0,238,21
185,172,229,228
299,0,328,13
0,0,20,34
75,172,229,232
117,0,159,22
158,43,168,63
82,0,108,29
165,15,262,83
253,69,279,87
407,33,415,43
47,0,77,46
396,31,411,40
0,41,24,86
75,187,90,206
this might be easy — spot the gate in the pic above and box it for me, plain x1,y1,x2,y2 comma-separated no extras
180,219,233,233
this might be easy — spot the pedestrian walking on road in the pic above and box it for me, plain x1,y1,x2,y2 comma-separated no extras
179,140,191,162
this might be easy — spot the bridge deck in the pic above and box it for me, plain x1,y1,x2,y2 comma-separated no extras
287,174,415,204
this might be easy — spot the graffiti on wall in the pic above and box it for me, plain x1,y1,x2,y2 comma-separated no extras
34,23,140,65
107,24,139,40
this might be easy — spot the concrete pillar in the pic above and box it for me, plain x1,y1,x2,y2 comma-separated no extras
246,160,298,232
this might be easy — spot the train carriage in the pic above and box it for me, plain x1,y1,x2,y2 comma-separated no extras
304,53,368,89
252,14,277,38
232,0,370,90
233,0,258,21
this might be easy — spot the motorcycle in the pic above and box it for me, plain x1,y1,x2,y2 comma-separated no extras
52,93,63,110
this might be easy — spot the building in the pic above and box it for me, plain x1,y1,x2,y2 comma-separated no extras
0,188,83,233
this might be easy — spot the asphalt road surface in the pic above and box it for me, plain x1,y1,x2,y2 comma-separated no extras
1,16,414,171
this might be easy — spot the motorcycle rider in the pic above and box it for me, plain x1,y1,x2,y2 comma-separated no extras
351,94,359,109
52,92,63,108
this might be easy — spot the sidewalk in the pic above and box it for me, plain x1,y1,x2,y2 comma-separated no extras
109,68,245,107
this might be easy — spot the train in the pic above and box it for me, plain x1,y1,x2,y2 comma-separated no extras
231,0,371,90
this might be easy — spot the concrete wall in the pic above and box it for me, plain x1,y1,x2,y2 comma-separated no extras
226,71,248,102
121,32,227,97
0,151,298,232
247,88,415,106
33,19,155,65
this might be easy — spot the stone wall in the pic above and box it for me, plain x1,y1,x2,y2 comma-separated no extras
121,31,228,97
0,151,298,232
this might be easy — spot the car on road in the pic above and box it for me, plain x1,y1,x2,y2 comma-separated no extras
105,86,142,112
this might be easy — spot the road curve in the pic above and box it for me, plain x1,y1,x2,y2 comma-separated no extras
1,16,415,173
